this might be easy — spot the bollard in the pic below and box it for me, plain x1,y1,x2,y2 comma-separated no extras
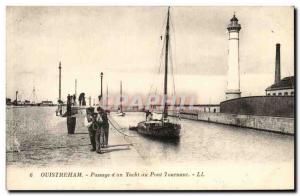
67,116,76,134
66,94,76,134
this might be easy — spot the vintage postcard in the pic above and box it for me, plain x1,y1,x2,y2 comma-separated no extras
6,6,295,190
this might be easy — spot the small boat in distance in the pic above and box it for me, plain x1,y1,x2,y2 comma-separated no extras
117,81,126,116
135,7,181,138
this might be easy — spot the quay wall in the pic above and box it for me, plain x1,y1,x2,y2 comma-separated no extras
177,112,294,135
220,96,294,118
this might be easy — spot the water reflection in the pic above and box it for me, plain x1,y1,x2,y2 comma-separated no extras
112,112,294,164
139,134,180,146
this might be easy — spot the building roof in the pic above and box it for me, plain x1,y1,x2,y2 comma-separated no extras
266,76,294,91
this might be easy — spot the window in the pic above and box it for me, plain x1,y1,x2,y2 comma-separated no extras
284,92,288,96
278,92,282,96
213,109,216,113
291,92,294,96
267,93,271,96
273,93,276,96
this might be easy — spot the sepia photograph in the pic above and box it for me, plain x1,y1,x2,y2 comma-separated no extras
5,5,295,190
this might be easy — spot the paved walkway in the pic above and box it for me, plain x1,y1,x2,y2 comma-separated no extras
6,112,145,167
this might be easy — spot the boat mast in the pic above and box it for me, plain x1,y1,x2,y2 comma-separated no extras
100,72,103,105
75,79,77,105
120,81,122,113
106,85,108,110
163,7,170,119
58,61,61,102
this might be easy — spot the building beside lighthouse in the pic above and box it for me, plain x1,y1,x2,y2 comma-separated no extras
265,44,294,96
265,76,294,96
226,14,241,100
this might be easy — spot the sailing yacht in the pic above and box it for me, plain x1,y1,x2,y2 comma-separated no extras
136,7,181,138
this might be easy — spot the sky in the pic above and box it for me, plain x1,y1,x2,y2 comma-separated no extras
6,6,294,104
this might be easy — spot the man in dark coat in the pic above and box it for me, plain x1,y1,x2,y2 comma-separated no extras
97,107,109,147
85,108,101,152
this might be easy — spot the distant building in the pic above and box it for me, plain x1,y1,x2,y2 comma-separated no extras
181,104,220,113
24,100,31,105
6,98,12,105
265,43,294,96
16,100,22,105
41,101,53,106
266,76,294,96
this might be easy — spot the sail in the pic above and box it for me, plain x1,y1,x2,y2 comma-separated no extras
152,113,163,120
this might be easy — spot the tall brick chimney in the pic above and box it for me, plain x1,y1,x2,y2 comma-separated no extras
275,43,281,83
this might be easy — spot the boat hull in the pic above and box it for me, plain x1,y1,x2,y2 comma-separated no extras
137,121,180,138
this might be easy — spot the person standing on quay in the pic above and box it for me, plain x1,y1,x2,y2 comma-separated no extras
84,108,102,152
97,107,109,147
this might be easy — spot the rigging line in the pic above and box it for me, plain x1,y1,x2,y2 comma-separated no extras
169,34,176,97
155,41,164,85
158,36,166,74
160,10,168,37
147,32,166,99
157,10,168,75
151,8,169,97
158,27,167,91
170,13,178,75
148,30,166,100
169,15,179,120
156,38,165,96
148,8,172,101
152,14,167,85
107,116,137,137
108,116,123,129
170,14,177,97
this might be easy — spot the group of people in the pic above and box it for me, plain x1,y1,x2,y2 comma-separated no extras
85,107,109,154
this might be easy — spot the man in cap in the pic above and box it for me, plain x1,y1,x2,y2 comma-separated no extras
85,108,102,152
97,107,109,147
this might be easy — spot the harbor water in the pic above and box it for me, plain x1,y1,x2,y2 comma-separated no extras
6,107,294,168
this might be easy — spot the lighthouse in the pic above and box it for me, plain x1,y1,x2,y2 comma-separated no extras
226,14,241,100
